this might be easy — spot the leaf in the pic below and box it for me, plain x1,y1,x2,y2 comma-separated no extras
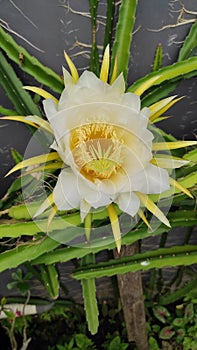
152,43,163,72
128,57,197,94
103,0,115,51
178,20,197,61
81,254,99,335
184,303,194,322
0,211,81,238
149,96,183,122
184,148,197,162
72,245,197,280
134,76,161,96
148,336,160,350
89,0,99,76
159,279,197,306
153,305,170,323
0,237,60,273
0,105,17,116
0,26,64,94
159,326,175,340
0,51,41,116
40,264,59,299
176,329,186,342
173,318,185,328
110,0,138,81
33,210,197,265
11,148,23,164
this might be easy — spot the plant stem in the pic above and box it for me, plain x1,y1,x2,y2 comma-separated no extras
114,243,148,349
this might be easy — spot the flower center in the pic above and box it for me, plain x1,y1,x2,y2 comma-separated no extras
70,123,124,181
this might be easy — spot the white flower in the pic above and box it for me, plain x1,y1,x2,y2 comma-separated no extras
43,71,170,221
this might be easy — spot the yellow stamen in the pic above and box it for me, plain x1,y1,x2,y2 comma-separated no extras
70,123,124,181
107,203,121,253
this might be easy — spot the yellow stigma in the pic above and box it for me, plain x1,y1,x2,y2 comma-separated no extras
70,123,124,181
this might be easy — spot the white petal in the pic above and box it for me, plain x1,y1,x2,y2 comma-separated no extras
78,71,104,90
53,168,81,210
130,164,170,194
111,73,125,94
43,99,58,121
116,192,140,217
62,67,75,85
80,199,91,221
141,107,150,119
121,92,141,111
78,179,112,209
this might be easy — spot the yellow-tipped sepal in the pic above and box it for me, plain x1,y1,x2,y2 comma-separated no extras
169,177,193,199
100,45,110,83
135,192,171,228
107,203,121,253
64,51,79,83
137,208,152,230
24,86,58,104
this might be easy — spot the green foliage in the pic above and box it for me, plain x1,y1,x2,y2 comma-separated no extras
0,51,41,116
11,148,23,164
110,0,138,81
81,254,99,335
39,264,60,300
89,0,99,76
7,268,32,296
152,44,163,72
56,334,96,350
128,57,197,96
178,20,197,61
148,301,197,349
103,0,115,50
0,26,64,94
72,245,197,280
103,335,128,350
0,106,17,116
